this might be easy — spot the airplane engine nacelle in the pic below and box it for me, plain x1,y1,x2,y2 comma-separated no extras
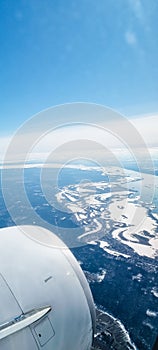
0,225,96,349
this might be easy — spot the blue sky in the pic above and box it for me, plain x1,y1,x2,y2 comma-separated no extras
0,0,158,135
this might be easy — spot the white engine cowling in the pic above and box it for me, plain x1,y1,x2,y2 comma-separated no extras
0,225,95,350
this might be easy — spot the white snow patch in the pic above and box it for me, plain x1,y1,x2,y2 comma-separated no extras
151,287,158,298
132,273,142,282
146,309,158,317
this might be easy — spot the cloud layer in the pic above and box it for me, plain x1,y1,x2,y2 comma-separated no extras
0,114,157,166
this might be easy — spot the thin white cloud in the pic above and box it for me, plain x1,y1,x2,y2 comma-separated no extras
0,136,11,162
128,0,144,22
125,31,137,46
130,114,158,148
0,114,157,166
